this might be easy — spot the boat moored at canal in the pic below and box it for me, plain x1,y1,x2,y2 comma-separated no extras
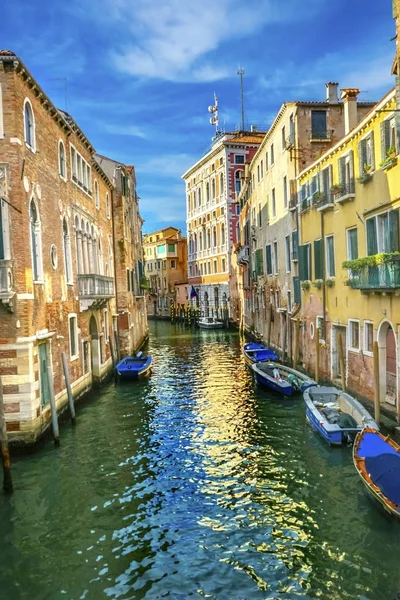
252,362,316,396
243,342,280,367
115,354,152,381
304,386,379,446
199,317,224,329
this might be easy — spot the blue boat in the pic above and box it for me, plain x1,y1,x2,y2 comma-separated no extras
243,342,279,367
115,352,152,381
303,386,378,446
353,427,400,520
252,361,316,396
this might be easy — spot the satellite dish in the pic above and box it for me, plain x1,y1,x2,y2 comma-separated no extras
208,105,216,113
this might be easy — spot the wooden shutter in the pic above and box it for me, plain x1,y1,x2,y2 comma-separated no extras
266,245,272,275
358,140,365,176
314,239,323,279
298,245,309,280
381,121,391,160
292,230,298,261
389,209,400,252
348,150,354,181
293,276,301,305
368,132,375,170
338,157,346,185
366,218,378,256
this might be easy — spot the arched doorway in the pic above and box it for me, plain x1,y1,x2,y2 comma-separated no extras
378,320,398,408
89,316,100,380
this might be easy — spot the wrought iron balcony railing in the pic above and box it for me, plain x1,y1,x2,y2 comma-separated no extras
77,274,114,299
333,179,356,204
315,192,334,212
348,259,400,291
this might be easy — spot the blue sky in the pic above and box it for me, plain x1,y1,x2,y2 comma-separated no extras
2,0,396,235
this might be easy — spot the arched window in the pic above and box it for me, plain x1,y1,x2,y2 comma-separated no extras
207,229,211,249
30,199,42,281
94,180,99,209
221,223,226,246
59,141,66,179
197,188,201,207
220,173,224,196
24,100,35,150
213,227,217,248
106,193,110,219
206,182,210,202
235,171,242,195
199,232,203,251
212,178,216,199
63,218,73,283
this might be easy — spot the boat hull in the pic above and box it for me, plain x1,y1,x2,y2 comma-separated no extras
116,356,152,381
242,343,279,367
252,362,316,396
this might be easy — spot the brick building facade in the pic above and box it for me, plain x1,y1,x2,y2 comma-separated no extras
0,51,147,442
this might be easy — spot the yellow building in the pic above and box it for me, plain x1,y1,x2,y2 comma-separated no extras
143,227,187,318
298,88,400,417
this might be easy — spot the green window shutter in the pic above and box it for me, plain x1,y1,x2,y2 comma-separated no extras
293,276,301,305
314,239,323,279
138,260,143,279
292,230,298,260
338,157,346,185
368,133,375,171
389,209,400,252
266,245,272,274
168,243,175,252
358,141,364,176
298,245,309,280
366,218,378,255
348,150,354,181
381,121,391,160
255,249,263,276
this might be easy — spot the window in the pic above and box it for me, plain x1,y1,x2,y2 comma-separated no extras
381,118,398,162
171,260,176,268
366,210,399,255
235,171,242,195
299,243,312,280
285,235,291,272
364,321,374,354
69,314,78,359
265,245,272,275
273,241,278,274
235,155,245,164
24,99,35,150
257,165,260,183
106,193,111,219
260,160,264,179
94,180,99,209
168,244,175,252
214,259,217,273
271,144,274,165
282,126,286,150
283,176,288,209
349,319,360,351
83,341,89,374
206,182,210,202
325,235,335,277
104,309,109,342
219,173,224,196
265,152,268,170
212,178,216,199
30,199,43,282
358,133,375,174
63,218,73,284
289,114,295,145
272,188,276,218
287,290,292,312
258,203,262,228
59,141,66,179
347,227,358,260
70,144,91,193
292,230,298,261
311,110,328,139
222,258,226,272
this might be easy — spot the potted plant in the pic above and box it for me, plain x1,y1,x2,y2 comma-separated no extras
301,280,311,291
330,184,343,195
312,191,324,204
380,147,397,169
363,163,372,174
387,146,396,159
312,279,323,289
325,277,335,287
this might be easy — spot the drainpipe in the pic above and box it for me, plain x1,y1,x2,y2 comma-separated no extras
321,211,327,342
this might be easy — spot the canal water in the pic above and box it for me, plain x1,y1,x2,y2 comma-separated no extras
0,321,399,600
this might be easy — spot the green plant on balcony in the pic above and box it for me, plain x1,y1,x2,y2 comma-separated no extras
358,170,373,184
301,198,309,211
312,279,323,289
312,191,324,204
342,251,400,271
379,146,397,169
363,163,372,173
140,276,150,290
330,184,343,195
301,280,311,290
325,277,335,287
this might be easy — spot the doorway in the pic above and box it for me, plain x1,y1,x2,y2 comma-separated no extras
89,316,100,380
331,325,347,385
378,320,398,408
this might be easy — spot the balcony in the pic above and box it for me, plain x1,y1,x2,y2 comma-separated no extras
236,245,250,266
315,192,334,212
333,180,355,205
78,274,114,310
347,259,400,292
0,259,15,311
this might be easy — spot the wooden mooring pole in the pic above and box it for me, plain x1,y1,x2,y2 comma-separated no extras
337,332,345,392
373,341,381,427
47,364,60,447
315,325,320,384
0,377,13,494
61,352,76,426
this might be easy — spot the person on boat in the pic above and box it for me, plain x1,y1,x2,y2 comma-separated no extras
273,368,282,382
287,373,301,391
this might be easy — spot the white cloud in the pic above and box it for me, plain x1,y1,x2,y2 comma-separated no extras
103,123,147,138
108,0,322,82
135,153,200,178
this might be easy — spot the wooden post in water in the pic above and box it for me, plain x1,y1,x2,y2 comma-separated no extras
47,364,60,447
0,378,13,494
373,341,380,426
267,304,272,347
337,332,345,392
294,318,300,369
315,325,320,384
114,329,120,363
61,352,76,425
108,335,116,369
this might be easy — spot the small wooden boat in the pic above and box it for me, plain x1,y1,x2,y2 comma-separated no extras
243,342,279,367
303,386,378,446
252,361,316,396
199,317,224,329
353,427,400,519
116,352,152,380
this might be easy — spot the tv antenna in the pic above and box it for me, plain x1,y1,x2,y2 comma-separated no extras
237,65,245,131
208,93,219,138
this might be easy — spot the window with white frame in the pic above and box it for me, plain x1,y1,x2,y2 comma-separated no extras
30,199,43,282
59,141,66,179
24,99,35,150
68,314,78,359
94,180,99,209
260,160,264,179
349,319,360,351
271,144,275,165
171,259,176,268
106,193,111,219
325,235,335,277
70,144,92,194
235,155,245,164
214,259,217,273
364,321,373,354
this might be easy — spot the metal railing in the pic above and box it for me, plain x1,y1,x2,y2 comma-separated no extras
0,260,13,297
78,274,114,299
315,191,334,210
334,179,355,201
348,259,400,290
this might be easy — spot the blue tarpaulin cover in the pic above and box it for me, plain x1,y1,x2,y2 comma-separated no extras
365,453,400,507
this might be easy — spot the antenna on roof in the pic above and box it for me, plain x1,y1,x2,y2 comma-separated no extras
208,93,219,139
237,65,245,131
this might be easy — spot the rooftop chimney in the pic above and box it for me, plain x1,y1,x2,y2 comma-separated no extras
340,88,361,135
326,82,339,105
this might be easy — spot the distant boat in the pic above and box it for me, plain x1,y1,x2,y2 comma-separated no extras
252,361,316,396
116,352,152,381
353,427,400,520
199,317,224,329
242,342,279,367
303,386,378,446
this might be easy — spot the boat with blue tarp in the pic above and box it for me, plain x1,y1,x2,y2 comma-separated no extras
242,342,279,367
116,352,152,381
353,427,400,519
304,386,378,446
251,361,316,396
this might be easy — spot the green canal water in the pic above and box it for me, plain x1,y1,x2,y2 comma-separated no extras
0,321,399,600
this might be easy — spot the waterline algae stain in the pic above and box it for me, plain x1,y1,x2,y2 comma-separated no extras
0,321,399,599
